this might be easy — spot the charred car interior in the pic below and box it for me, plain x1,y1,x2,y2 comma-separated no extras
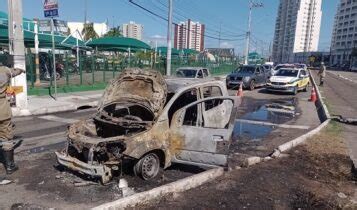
56,68,239,184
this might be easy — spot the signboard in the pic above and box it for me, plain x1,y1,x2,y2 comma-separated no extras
43,0,59,18
39,19,68,34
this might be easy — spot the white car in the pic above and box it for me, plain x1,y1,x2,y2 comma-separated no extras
266,68,310,95
176,67,210,78
271,64,295,76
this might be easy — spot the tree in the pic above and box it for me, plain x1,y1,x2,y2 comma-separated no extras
82,23,98,41
104,26,122,37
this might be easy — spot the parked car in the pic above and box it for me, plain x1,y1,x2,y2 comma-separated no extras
56,68,239,183
271,64,296,76
294,63,308,70
226,65,268,90
262,64,273,78
175,67,210,78
266,68,310,95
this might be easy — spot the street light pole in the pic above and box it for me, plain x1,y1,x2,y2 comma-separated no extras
166,0,173,76
244,1,263,65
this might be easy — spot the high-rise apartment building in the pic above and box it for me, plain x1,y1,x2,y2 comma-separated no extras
330,0,357,65
122,21,143,40
174,19,205,51
272,0,322,63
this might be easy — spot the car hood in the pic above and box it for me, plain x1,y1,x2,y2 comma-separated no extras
98,68,168,119
270,76,297,83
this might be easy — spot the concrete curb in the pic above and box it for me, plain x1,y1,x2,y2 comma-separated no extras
92,167,224,210
12,101,98,117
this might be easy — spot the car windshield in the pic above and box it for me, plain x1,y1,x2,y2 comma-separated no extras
235,66,255,74
176,69,197,78
276,69,299,77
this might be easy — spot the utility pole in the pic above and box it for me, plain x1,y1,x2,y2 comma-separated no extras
244,1,263,65
218,21,222,63
8,0,27,109
166,0,173,76
34,18,41,86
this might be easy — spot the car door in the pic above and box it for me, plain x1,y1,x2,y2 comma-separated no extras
255,67,265,85
170,97,238,167
299,70,310,88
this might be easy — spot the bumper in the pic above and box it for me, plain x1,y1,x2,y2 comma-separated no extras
266,85,295,93
55,151,113,183
227,81,249,88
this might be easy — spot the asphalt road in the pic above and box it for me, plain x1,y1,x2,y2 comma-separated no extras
0,84,320,209
13,108,97,154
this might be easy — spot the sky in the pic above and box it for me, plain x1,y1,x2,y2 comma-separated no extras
0,0,339,55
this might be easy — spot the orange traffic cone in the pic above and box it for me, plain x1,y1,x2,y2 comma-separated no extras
237,83,244,97
310,87,317,103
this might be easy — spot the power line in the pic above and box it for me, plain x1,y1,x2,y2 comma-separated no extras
128,0,245,41
155,0,245,38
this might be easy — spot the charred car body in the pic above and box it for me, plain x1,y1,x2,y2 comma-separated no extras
56,68,239,183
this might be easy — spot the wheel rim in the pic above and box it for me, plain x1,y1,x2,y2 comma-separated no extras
141,154,159,180
250,81,255,90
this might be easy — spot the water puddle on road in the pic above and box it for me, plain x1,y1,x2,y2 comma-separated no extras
233,98,298,142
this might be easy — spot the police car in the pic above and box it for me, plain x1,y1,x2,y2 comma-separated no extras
266,68,310,95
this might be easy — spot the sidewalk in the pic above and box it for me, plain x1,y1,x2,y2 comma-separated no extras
12,90,103,117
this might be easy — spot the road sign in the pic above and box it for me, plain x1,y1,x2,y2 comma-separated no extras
39,19,68,34
43,0,59,18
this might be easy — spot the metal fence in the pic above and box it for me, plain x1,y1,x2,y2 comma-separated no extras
24,53,238,95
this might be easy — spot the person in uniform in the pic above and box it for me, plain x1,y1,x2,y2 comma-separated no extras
0,56,24,174
318,62,326,86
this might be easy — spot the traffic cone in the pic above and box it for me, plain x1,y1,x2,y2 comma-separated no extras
237,83,244,97
310,87,317,103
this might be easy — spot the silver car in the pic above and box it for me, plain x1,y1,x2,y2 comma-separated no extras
56,68,239,183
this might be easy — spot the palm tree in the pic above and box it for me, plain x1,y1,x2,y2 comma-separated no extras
104,26,122,37
82,22,98,41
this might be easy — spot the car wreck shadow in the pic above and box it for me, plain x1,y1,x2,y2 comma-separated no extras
165,163,206,174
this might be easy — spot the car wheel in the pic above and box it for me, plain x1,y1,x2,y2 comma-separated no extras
249,80,255,91
134,153,161,180
293,86,298,95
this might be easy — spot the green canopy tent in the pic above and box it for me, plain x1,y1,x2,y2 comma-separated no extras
87,37,151,52
156,47,180,56
0,11,86,50
182,48,199,55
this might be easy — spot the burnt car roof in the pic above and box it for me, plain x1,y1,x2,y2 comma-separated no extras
165,77,224,93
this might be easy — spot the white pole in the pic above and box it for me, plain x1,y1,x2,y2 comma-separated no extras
8,0,28,109
128,47,131,67
34,19,41,86
154,40,157,65
244,3,252,65
166,0,173,76
76,37,80,69
51,18,57,99
244,1,263,65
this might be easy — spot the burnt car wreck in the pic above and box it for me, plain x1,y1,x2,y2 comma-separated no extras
56,68,239,183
